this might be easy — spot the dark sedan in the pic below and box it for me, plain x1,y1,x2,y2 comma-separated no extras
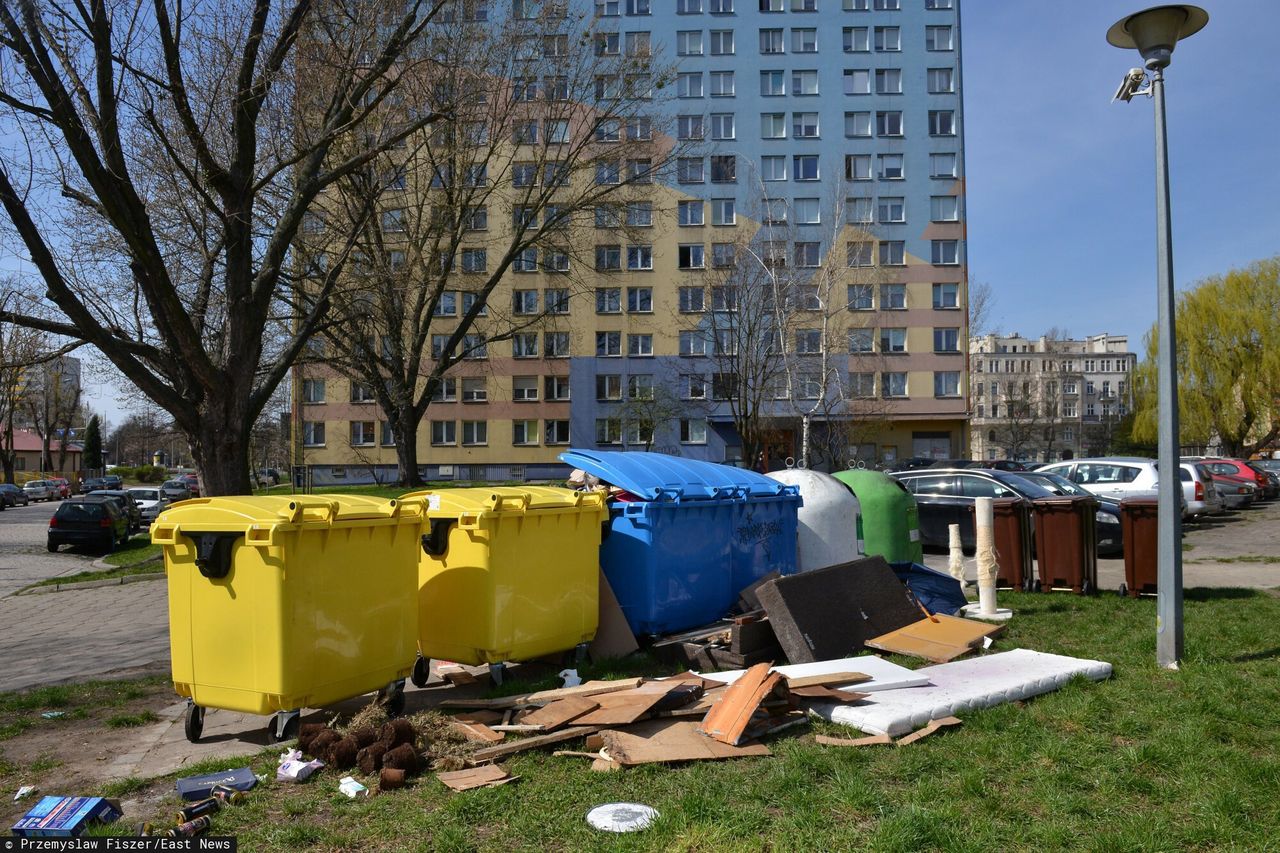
87,490,144,533
891,467,1123,557
48,496,129,553
0,484,25,507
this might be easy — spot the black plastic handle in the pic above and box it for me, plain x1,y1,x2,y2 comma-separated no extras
192,532,244,579
421,518,456,557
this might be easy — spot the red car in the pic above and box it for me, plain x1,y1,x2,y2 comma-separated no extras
181,473,201,497
49,478,71,499
1199,458,1274,499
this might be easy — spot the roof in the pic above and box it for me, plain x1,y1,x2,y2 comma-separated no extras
3,429,83,454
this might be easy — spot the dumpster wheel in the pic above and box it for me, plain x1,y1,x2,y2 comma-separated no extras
183,703,204,743
267,711,300,743
410,655,430,689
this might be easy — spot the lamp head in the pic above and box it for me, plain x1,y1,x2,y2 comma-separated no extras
1106,4,1208,69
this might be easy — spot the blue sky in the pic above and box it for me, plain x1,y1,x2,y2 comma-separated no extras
961,0,1279,347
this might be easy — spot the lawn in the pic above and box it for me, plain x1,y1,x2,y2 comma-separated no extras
37,587,1278,850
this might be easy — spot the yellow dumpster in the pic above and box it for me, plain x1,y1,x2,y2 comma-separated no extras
151,495,423,743
402,487,607,685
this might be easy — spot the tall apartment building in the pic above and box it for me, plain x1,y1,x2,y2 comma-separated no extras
293,0,968,483
969,333,1137,464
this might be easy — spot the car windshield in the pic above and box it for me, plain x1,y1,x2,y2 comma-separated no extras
131,490,160,501
1015,472,1092,497
995,473,1073,498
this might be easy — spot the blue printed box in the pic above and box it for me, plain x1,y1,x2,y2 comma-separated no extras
11,796,122,837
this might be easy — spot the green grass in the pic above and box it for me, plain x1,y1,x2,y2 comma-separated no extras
72,589,1280,850
26,562,162,591
103,534,161,567
0,677,167,744
105,710,159,728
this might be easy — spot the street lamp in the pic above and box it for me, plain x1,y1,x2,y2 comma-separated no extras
1107,5,1207,670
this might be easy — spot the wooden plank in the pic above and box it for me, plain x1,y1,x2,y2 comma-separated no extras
784,671,871,690
574,682,682,726
651,622,735,647
601,719,771,766
865,615,1003,664
451,710,503,726
895,716,962,746
438,677,644,710
707,644,780,670
519,696,599,731
698,662,783,746
468,726,604,762
788,686,869,703
436,764,518,791
449,720,505,744
816,733,892,747
489,724,545,733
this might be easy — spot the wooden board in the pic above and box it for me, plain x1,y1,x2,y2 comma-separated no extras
436,764,518,791
574,682,682,726
816,733,892,747
600,719,771,766
439,677,644,710
589,571,640,661
519,697,599,731
698,662,783,746
788,686,869,704
865,615,1003,664
451,710,503,726
449,719,505,743
784,671,871,690
468,726,603,762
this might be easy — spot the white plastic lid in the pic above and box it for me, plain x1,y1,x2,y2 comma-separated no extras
586,803,659,833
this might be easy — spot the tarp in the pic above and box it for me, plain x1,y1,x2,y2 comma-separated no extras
892,562,968,616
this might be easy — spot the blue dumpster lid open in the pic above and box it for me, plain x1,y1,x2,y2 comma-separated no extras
558,449,794,501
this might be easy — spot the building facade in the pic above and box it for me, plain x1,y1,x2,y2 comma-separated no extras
294,0,969,483
969,333,1137,464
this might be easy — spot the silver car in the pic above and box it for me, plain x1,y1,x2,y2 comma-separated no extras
160,479,192,502
1037,458,1161,501
23,480,55,502
1180,462,1223,518
126,487,169,525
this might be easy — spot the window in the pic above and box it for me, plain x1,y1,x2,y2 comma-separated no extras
545,419,571,444
843,68,870,94
711,0,733,11
874,0,899,8
848,372,875,398
545,288,570,315
710,155,736,182
932,282,959,309
461,420,487,446
595,246,622,272
934,327,959,353
874,25,900,51
463,334,487,359
712,243,737,267
846,196,873,223
542,247,569,273
848,328,874,353
844,26,869,52
879,240,904,266
596,287,622,314
301,378,325,403
712,373,737,399
513,120,538,145
846,241,873,267
926,0,953,7
794,242,821,268
627,245,653,269
678,0,702,10
595,418,622,445
595,119,620,143
794,197,820,224
880,327,906,353
926,25,953,51
711,30,735,54
512,419,539,445
626,0,651,13
680,330,709,356
595,32,620,56
544,375,571,401
680,419,709,444
626,117,651,142
877,196,905,223
679,200,705,226
761,156,787,181
460,248,486,273
679,244,706,269
710,71,735,97
795,328,823,354
461,377,488,403
927,67,954,93
677,72,703,98
931,152,958,178
512,290,538,316
712,286,739,311
759,28,784,54
881,283,906,309
626,201,653,227
760,70,785,96
845,154,871,180
513,376,539,402
844,111,871,137
677,30,703,55
793,155,819,181
932,239,959,265
627,287,653,312
303,421,326,446
627,159,653,185
684,374,707,399
931,196,959,222
876,110,902,136
596,374,622,400
882,371,908,397
791,28,817,53
875,68,902,94
348,382,374,404
761,112,787,139
545,332,570,357
512,333,538,358
793,111,819,137
679,287,705,313
625,30,651,56
710,112,735,139
627,374,654,400
760,0,783,10
793,0,817,9
848,283,874,309
678,157,705,183
431,377,457,402
628,334,654,356
879,153,904,179
792,70,819,95
677,114,705,140
929,110,956,136
597,331,622,356
761,198,787,225
431,420,456,445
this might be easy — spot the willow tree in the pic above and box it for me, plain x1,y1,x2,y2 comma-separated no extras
1133,256,1280,456
0,0,448,494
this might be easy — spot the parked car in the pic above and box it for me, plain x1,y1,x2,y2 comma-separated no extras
87,490,143,533
126,487,169,525
180,473,201,497
1180,462,1224,518
47,496,129,553
101,473,124,489
1036,458,1161,502
161,479,193,502
49,478,71,499
0,483,27,507
1201,471,1257,510
79,477,108,494
883,457,938,473
255,468,281,486
23,480,56,502
1194,458,1275,501
889,467,1123,557
1251,457,1280,479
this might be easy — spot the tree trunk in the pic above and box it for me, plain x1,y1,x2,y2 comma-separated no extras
189,408,254,496
395,410,425,489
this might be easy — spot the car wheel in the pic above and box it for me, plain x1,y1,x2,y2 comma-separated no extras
47,541,57,553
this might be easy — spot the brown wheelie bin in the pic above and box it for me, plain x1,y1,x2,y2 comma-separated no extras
1031,495,1098,594
1119,497,1159,597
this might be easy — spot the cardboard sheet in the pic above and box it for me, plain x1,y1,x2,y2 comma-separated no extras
601,719,771,765
810,649,1113,736
436,765,518,791
699,656,930,693
865,614,1003,663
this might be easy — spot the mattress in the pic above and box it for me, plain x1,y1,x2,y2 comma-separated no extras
809,648,1113,736
698,655,931,693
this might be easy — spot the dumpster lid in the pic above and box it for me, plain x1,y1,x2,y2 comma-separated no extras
400,486,604,515
558,449,792,501
154,494,413,528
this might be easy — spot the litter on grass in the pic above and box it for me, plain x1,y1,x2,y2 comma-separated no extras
587,803,659,833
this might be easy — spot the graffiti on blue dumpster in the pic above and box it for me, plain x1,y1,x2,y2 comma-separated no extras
736,513,782,559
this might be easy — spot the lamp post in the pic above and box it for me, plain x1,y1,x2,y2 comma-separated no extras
1107,5,1207,670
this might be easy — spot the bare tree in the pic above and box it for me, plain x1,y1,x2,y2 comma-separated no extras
0,304,47,482
968,280,998,337
0,1,453,494
24,358,82,473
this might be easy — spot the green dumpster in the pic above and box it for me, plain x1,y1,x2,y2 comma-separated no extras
831,469,924,564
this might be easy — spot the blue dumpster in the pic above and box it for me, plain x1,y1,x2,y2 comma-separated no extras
559,450,802,636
